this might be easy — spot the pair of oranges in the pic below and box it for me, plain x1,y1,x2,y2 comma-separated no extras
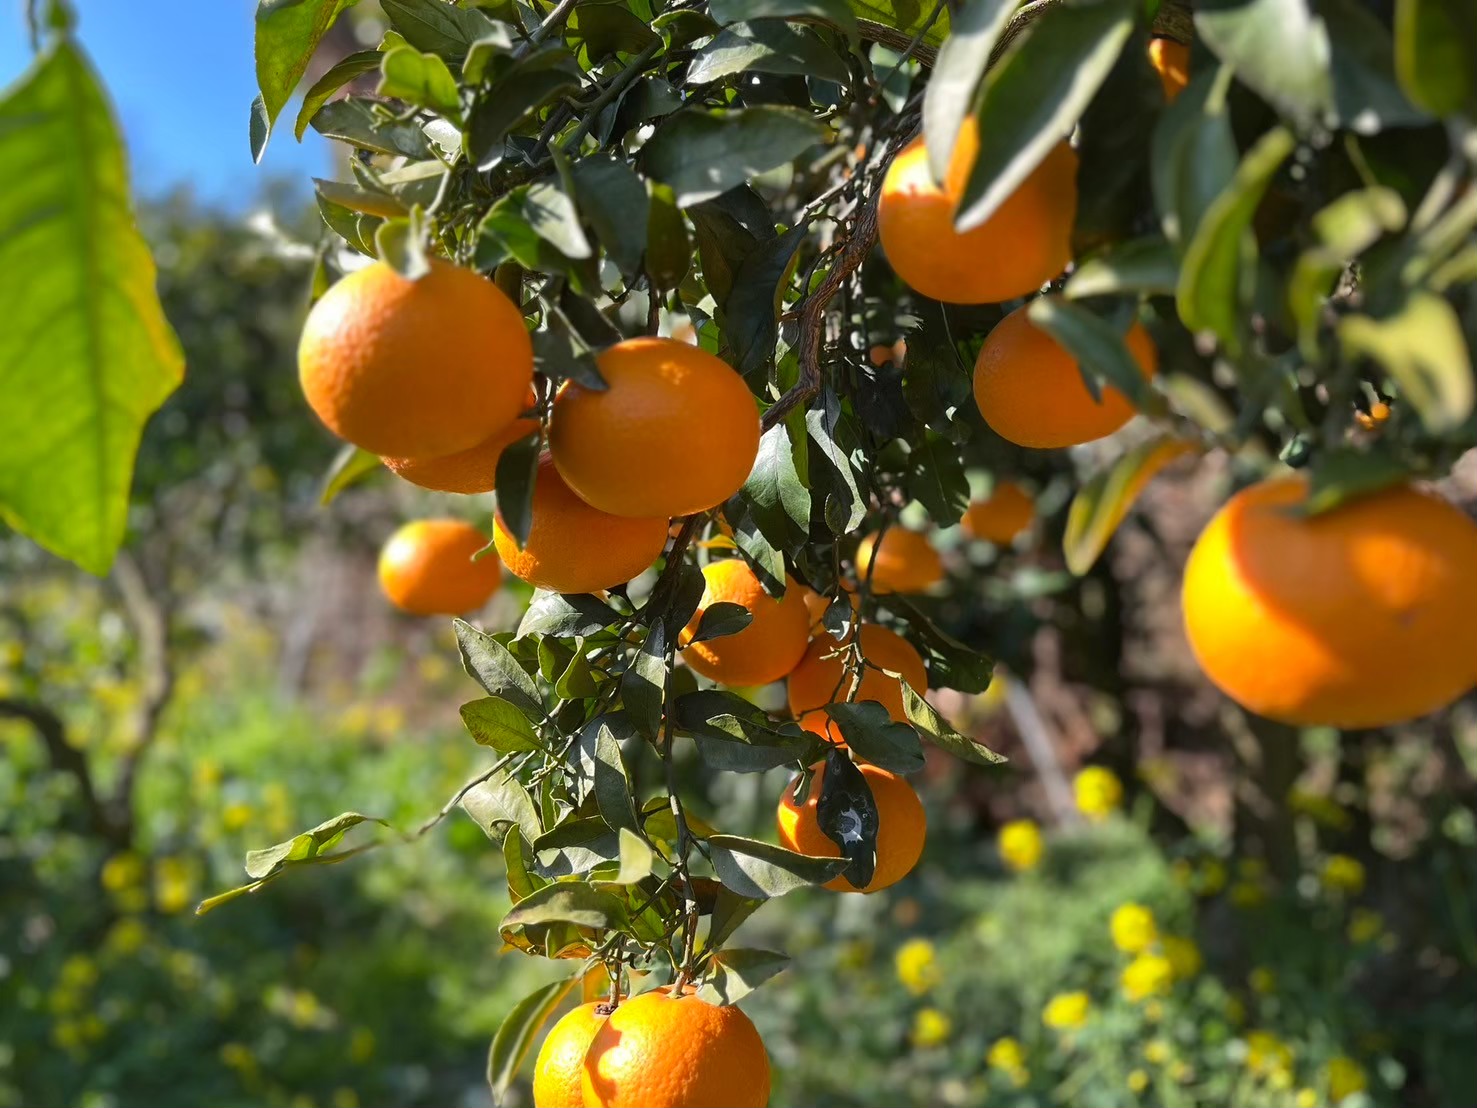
299,259,763,615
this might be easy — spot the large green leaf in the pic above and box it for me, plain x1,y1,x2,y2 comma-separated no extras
1193,0,1333,127
921,0,1014,183
1394,0,1477,116
712,0,859,39
1339,291,1474,435
849,1,951,45
643,107,829,207
1063,438,1193,575
253,0,360,158
0,41,184,575
486,977,579,1106
688,21,850,85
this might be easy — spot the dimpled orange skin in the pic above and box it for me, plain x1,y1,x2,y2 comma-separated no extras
962,481,1035,545
878,124,1078,304
581,988,771,1108
1148,37,1190,102
298,259,533,459
974,302,1158,448
680,562,811,687
377,519,501,616
382,416,538,494
776,760,926,893
855,528,943,594
550,337,761,518
532,1002,606,1108
1182,476,1477,729
493,455,669,595
787,624,929,740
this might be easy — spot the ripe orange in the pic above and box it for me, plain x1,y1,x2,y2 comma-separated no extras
787,624,928,739
1148,37,1190,103
382,413,537,494
800,586,859,633
581,987,771,1108
962,481,1034,545
533,1002,607,1108
493,455,668,595
680,562,811,687
974,302,1158,448
855,528,943,594
877,122,1077,304
378,518,501,615
776,760,926,893
299,258,533,458
1182,476,1477,728
549,337,760,518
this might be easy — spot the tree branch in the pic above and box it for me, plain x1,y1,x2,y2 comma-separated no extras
0,697,126,846
110,550,176,839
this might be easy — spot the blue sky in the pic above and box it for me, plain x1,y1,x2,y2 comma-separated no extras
0,0,334,208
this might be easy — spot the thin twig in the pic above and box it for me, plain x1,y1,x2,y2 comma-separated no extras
0,697,124,846
414,753,518,837
522,0,580,54
558,38,664,153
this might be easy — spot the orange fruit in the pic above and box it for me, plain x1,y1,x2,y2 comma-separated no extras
382,414,537,494
1148,37,1190,103
299,258,533,458
581,987,771,1108
776,759,926,893
378,518,501,615
549,337,760,518
680,562,811,687
974,302,1158,448
962,481,1034,545
1182,476,1477,728
493,455,668,594
855,528,943,594
787,624,928,740
877,122,1077,304
533,1002,607,1108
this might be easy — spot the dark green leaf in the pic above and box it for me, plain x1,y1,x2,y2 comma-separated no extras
295,49,382,140
381,0,495,58
317,191,382,255
519,592,623,638
673,689,811,746
653,9,723,49
486,977,578,1105
806,388,865,533
245,812,389,880
643,107,829,207
570,155,650,275
695,735,808,773
1303,447,1411,516
375,210,432,279
922,0,1014,182
726,223,807,376
1026,296,1163,416
1063,438,1193,575
1394,0,1477,116
569,0,660,57
741,424,811,548
574,713,642,834
463,26,518,85
533,816,621,874
711,0,858,38
816,750,877,888
1150,66,1237,247
533,307,607,389
646,560,707,630
904,430,970,524
310,96,435,157
889,597,994,693
461,697,543,753
641,798,720,843
646,183,692,288
1194,0,1334,126
691,602,754,644
503,827,544,902
730,509,786,597
705,834,849,898
455,620,545,720
824,702,924,774
697,948,790,1005
688,21,849,85
1338,291,1474,434
901,683,1006,766
1065,236,1179,299
848,1,950,44
493,431,542,548
316,176,407,218
1324,0,1429,133
467,48,582,169
462,770,543,846
319,444,383,505
707,886,765,949
621,622,668,738
253,0,359,156
501,881,630,929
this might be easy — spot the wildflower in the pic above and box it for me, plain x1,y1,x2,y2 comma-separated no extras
220,1042,257,1074
153,856,195,915
1074,766,1123,820
894,938,940,996
104,917,147,956
349,1026,376,1063
998,819,1044,873
1169,1060,1193,1083
1042,991,1091,1030
1245,1030,1293,1080
1295,1089,1318,1108
1289,788,1353,831
911,1007,952,1048
1110,902,1158,953
1347,908,1385,945
1162,935,1202,980
1325,1056,1367,1102
1321,855,1366,896
1197,857,1228,895
986,1037,1029,1087
1127,1069,1150,1094
1144,999,1165,1022
1144,1039,1171,1065
1249,966,1277,995
193,759,222,791
1121,953,1173,1002
52,1020,84,1052
100,853,145,893
221,801,255,832
60,955,98,991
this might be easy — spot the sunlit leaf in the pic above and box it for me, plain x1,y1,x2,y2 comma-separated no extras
1063,438,1194,575
1338,291,1474,434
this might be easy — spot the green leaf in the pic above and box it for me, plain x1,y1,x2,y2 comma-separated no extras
922,0,1014,183
697,948,790,1005
672,689,811,746
464,27,518,85
729,506,786,597
316,176,408,219
493,431,542,548
956,0,1134,232
503,827,545,903
295,49,382,140
1065,236,1179,299
646,183,691,288
1026,296,1162,416
707,886,765,949
1193,0,1334,127
824,702,924,774
806,388,865,533
381,0,496,59
695,735,810,773
455,620,545,720
741,424,811,548
642,798,720,844
574,713,642,834
570,155,649,275
705,834,849,898
379,44,463,120
654,9,723,49
501,881,630,929
318,444,383,505
375,209,432,279
245,812,389,880
816,750,877,887
726,223,807,376
848,1,950,44
687,21,850,86
568,1,660,58
1395,0,1477,116
1063,438,1193,575
711,0,858,39
621,622,668,738
253,0,360,158
690,602,755,644
519,592,622,638
612,828,655,885
486,977,579,1105
462,769,543,846
466,47,582,169
645,560,707,630
532,817,621,874
1150,66,1237,247
317,192,382,255
1324,0,1429,134
310,96,435,157
903,430,970,525
901,683,1006,766
1338,291,1474,435
1303,448,1411,516
461,697,544,753
1177,126,1296,352
0,41,184,575
888,598,994,694
643,107,829,207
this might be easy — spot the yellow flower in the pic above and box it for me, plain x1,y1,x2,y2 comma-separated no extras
193,759,222,791
911,1007,952,1048
1246,1030,1293,1079
1163,935,1202,980
100,853,145,893
1110,903,1158,953
1169,1060,1193,1083
1296,1088,1319,1108
998,819,1044,872
52,1020,84,1052
1347,908,1385,945
60,955,98,991
1289,788,1352,831
1127,1069,1150,1094
1226,995,1247,1026
1042,991,1091,1030
1144,1039,1171,1065
1198,858,1228,895
1074,766,1123,820
349,1026,376,1063
1121,953,1173,1002
105,917,148,956
894,939,940,996
1144,999,1165,1022
1321,855,1366,896
221,801,255,832
153,856,195,915
986,1037,1029,1087
1325,1056,1366,1102
220,1042,257,1073
1249,966,1277,995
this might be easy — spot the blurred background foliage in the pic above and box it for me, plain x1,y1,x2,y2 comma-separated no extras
2,193,1475,1108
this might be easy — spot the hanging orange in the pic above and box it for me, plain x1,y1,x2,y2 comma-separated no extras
786,624,928,740
377,518,501,615
961,481,1034,545
776,760,926,893
382,413,537,494
855,528,943,593
532,1002,607,1108
680,561,812,687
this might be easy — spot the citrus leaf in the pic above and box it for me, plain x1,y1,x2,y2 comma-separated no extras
493,431,541,548
461,697,544,753
621,622,667,739
705,834,849,898
378,44,462,120
610,828,656,885
455,620,544,719
849,1,951,45
381,0,497,59
518,591,623,638
1026,296,1163,416
1063,438,1194,575
824,702,924,774
310,96,435,157
643,107,829,207
253,0,360,158
1150,66,1237,247
816,749,878,887
922,0,1014,183
295,49,382,140
569,155,649,276
1193,0,1334,127
711,0,858,39
318,444,383,504
742,423,811,547
461,769,543,846
646,182,691,289
501,881,630,930
1338,291,1474,434
697,948,790,1005
889,597,994,694
573,714,642,834
901,683,1006,766
690,602,754,644
1065,236,1179,299
688,21,849,85
486,976,579,1106
1394,0,1477,116
1303,447,1410,516
0,41,184,575
244,812,391,880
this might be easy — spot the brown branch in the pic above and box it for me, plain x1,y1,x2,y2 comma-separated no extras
110,551,176,838
0,697,127,846
1152,0,1195,45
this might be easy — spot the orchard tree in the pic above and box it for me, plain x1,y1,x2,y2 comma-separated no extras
6,0,1477,1106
